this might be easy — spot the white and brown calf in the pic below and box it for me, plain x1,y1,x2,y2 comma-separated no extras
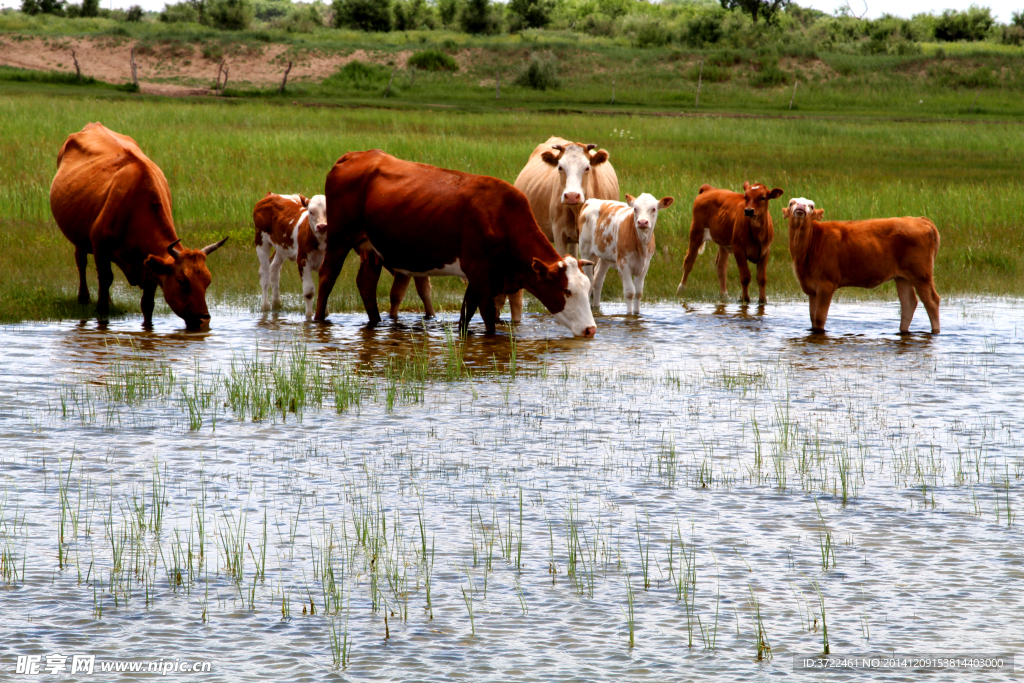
579,193,674,314
253,193,328,317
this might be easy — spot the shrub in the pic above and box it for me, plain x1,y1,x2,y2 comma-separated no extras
323,60,392,90
749,47,788,86
393,0,437,30
407,49,458,71
625,15,671,48
437,0,458,27
513,52,559,90
331,0,392,31
683,13,724,47
21,0,65,15
507,0,553,30
934,5,994,42
160,1,201,23
459,0,500,35
126,4,144,20
206,0,253,29
251,0,290,20
1000,25,1024,46
274,4,324,31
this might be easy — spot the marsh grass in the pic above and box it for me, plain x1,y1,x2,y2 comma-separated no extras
2,92,1024,325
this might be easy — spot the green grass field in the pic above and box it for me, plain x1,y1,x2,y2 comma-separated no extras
2,87,1023,324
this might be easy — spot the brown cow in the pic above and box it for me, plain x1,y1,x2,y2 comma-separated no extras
353,239,435,320
314,150,597,338
677,182,784,304
50,122,227,330
498,137,619,322
783,197,941,334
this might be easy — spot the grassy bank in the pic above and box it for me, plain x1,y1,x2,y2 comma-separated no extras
1,89,1023,324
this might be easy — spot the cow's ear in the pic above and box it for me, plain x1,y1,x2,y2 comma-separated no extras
812,208,825,220
782,207,791,219
743,181,751,191
299,194,310,207
768,188,784,200
658,196,674,209
625,194,636,207
532,257,553,280
144,254,174,277
540,151,559,166
589,149,609,165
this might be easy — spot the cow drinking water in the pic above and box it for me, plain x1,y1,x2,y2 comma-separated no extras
314,150,596,338
50,122,228,331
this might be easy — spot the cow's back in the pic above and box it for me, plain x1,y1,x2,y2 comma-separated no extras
51,122,174,249
254,193,306,249
693,187,742,231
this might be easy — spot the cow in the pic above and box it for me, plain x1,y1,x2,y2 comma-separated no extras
783,197,941,334
497,137,619,322
254,193,328,317
314,150,597,338
579,193,674,314
676,182,784,304
50,122,228,331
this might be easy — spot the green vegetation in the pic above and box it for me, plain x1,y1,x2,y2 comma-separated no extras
0,87,1022,324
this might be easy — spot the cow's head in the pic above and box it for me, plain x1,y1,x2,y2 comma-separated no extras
143,238,228,330
626,193,674,238
742,182,784,224
783,197,824,224
541,142,609,207
530,255,597,338
306,194,328,243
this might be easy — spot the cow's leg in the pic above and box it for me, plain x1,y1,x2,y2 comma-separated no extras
355,257,383,325
458,284,479,335
300,263,317,318
415,276,435,319
756,251,769,304
735,254,753,304
269,249,287,309
811,287,834,333
677,224,706,295
554,230,570,259
591,259,612,309
509,289,523,323
388,273,412,319
632,267,650,315
478,286,499,335
75,245,90,305
256,243,273,311
715,247,729,301
140,283,157,327
619,264,638,314
95,254,114,323
915,279,941,334
895,277,918,334
313,247,350,321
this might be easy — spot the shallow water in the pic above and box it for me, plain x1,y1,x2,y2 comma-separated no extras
1,299,1022,681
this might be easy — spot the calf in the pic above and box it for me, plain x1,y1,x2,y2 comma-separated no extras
783,197,941,334
254,193,329,318
579,193,674,314
677,182,783,304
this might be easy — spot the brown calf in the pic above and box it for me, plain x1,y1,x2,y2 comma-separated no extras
783,197,941,334
677,182,783,304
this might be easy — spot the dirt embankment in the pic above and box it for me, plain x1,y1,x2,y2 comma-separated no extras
0,35,413,95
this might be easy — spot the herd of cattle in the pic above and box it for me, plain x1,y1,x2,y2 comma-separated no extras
49,122,941,337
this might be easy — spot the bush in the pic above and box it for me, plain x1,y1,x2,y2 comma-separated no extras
437,0,457,27
1000,25,1024,46
251,0,291,20
126,4,144,20
407,49,458,71
21,0,65,15
160,1,201,23
749,47,788,86
331,0,392,31
459,0,500,34
934,5,993,42
393,0,437,30
507,0,553,30
513,52,559,90
274,3,324,31
624,15,671,48
206,0,253,29
683,13,724,47
323,60,392,90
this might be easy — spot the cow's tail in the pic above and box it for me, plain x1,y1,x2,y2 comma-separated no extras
697,241,706,256
698,184,713,195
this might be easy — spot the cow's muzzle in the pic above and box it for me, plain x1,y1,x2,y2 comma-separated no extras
563,192,582,205
185,314,211,331
744,208,755,217
581,326,596,338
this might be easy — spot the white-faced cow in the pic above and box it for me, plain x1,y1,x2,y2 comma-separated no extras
254,193,329,318
314,150,596,338
50,122,227,331
579,193,674,314
499,137,619,322
784,197,941,334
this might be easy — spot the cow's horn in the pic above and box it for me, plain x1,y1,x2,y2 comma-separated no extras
585,143,598,152
167,239,183,258
201,237,229,256
577,259,595,267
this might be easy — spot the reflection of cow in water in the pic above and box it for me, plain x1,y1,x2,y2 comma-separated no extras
314,149,596,338
50,122,227,330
